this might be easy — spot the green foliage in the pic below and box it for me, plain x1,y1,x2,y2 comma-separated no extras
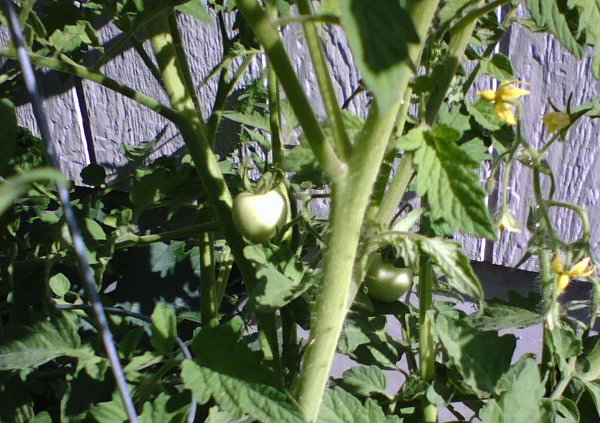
182,317,304,422
400,125,496,239
1,0,600,421
318,387,401,423
480,357,552,422
341,0,419,112
527,0,600,77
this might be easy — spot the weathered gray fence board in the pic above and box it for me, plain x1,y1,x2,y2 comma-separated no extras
3,7,599,269
0,29,90,184
490,16,600,270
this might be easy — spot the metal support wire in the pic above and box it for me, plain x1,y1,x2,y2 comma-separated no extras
1,2,139,421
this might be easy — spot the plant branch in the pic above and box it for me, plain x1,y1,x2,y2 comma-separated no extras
235,0,346,181
0,2,138,421
114,222,219,248
425,0,482,124
297,0,352,160
146,13,279,361
0,47,181,123
293,0,440,419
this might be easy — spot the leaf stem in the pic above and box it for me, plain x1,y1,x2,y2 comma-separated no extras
265,0,283,167
293,0,441,418
199,232,218,323
114,222,219,249
425,0,482,125
235,0,346,181
297,0,352,160
146,13,279,361
0,47,181,123
419,257,437,423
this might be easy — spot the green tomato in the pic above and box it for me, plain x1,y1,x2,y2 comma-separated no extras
364,254,413,302
232,190,287,243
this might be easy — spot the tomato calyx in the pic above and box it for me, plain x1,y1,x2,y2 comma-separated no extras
240,162,285,195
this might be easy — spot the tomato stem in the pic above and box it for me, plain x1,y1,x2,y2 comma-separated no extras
146,13,280,361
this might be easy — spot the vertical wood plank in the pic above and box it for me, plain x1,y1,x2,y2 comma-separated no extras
492,14,600,270
0,28,90,184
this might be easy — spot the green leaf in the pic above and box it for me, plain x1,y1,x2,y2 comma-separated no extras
149,241,187,278
526,0,584,61
0,98,17,175
89,392,128,423
397,126,427,151
580,379,600,418
410,125,496,239
151,302,177,355
554,397,580,423
341,365,389,398
221,110,270,131
0,374,34,423
244,244,310,311
181,361,304,422
435,312,516,396
85,218,107,241
460,138,492,162
408,236,483,299
467,99,505,131
189,317,278,381
318,387,401,423
175,0,214,24
252,264,311,311
0,315,96,371
466,291,544,330
139,392,190,423
339,315,405,369
480,53,515,80
567,0,600,78
480,357,551,423
49,273,71,297
47,20,99,53
0,168,66,217
341,0,419,112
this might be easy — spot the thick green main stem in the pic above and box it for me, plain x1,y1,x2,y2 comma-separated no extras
293,1,440,420
146,15,279,359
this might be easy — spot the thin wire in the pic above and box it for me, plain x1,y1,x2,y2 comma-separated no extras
58,304,199,422
1,2,139,421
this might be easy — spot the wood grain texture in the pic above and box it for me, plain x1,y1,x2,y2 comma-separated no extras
491,15,600,270
0,28,90,184
5,6,600,267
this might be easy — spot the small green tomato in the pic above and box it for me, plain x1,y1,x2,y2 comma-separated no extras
365,254,413,302
232,190,287,243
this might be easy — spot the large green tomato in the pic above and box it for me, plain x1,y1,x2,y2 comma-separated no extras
232,190,287,243
364,254,413,302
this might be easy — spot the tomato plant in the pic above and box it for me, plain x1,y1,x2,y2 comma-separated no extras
232,190,287,243
1,0,600,422
364,253,413,302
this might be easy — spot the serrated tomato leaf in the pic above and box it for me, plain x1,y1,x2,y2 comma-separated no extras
409,125,496,239
341,0,419,112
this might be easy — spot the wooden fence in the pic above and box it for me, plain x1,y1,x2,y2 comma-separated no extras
1,5,599,271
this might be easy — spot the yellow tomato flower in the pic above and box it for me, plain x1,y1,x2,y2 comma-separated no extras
543,111,571,134
551,252,595,294
477,81,530,125
497,210,521,233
